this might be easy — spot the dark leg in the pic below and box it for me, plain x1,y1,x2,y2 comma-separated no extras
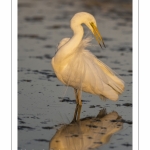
71,104,78,123
74,88,82,106
77,105,82,121
74,89,79,105
77,90,82,106
71,89,82,123
71,104,82,123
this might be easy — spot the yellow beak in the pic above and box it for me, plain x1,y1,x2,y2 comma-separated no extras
90,22,106,48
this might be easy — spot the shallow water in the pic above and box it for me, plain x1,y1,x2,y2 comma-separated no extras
18,0,132,149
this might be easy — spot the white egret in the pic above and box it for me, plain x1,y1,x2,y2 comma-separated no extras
51,12,124,106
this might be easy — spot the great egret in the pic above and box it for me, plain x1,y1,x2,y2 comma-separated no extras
51,12,124,106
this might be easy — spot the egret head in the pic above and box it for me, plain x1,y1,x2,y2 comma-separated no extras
89,22,106,48
71,12,105,48
85,15,105,48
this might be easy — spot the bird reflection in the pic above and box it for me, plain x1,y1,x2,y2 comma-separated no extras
49,106,123,150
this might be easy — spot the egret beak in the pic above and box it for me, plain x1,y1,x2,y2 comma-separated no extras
90,22,106,48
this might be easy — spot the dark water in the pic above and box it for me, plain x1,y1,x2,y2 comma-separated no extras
18,0,132,149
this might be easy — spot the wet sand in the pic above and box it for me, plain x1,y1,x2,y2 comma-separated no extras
18,0,132,149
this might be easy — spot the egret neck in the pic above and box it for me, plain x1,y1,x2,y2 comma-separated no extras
54,24,84,64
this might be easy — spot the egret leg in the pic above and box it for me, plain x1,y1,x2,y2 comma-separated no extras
72,89,82,123
74,88,82,106
71,104,82,123
77,105,82,121
77,90,82,106
74,89,79,105
71,104,78,123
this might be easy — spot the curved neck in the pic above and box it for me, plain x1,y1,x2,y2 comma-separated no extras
54,24,84,63
70,24,84,50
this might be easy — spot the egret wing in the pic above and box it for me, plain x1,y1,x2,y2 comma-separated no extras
60,37,124,100
61,49,108,94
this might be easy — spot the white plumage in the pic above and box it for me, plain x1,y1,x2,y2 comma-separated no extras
51,12,124,105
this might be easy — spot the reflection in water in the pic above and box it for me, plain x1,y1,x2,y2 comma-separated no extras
49,107,123,150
